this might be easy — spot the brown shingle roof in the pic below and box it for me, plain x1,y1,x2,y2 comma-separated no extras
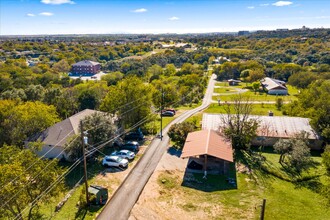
181,130,233,162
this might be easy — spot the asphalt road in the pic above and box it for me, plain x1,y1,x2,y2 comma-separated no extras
97,74,216,220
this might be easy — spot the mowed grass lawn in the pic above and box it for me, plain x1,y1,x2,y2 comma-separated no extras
156,152,329,219
205,103,284,116
213,82,299,102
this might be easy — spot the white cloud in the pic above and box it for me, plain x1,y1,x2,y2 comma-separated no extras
26,13,36,17
247,6,255,9
132,8,147,13
169,16,179,21
260,3,270,6
39,12,54,16
41,0,75,4
272,1,293,7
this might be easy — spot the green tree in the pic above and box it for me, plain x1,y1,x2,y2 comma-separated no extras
322,145,330,175
24,85,45,101
168,122,196,149
101,71,124,86
65,112,117,160
0,145,63,220
100,76,153,128
252,81,260,94
0,101,60,147
221,95,259,150
51,59,70,74
164,64,176,76
274,135,312,173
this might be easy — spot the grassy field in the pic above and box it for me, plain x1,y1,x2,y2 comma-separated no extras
213,81,299,102
156,151,329,220
205,103,284,116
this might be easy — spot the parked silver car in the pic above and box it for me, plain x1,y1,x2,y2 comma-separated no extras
102,155,128,168
111,150,135,160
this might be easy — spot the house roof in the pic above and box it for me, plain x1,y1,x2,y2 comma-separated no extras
29,109,102,147
228,79,241,83
202,113,319,140
181,130,233,162
72,60,100,66
260,77,287,91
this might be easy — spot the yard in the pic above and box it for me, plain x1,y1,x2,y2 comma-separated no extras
130,148,329,220
205,103,284,116
213,81,299,102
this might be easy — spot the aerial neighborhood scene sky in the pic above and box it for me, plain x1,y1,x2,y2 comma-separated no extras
1,0,329,35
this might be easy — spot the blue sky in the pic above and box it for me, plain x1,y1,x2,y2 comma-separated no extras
1,0,329,35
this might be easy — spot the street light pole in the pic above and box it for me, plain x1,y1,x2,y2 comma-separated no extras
80,121,89,205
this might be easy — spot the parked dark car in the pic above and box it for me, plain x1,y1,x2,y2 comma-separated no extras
121,141,140,153
124,131,144,141
161,110,175,117
163,108,176,115
112,138,124,148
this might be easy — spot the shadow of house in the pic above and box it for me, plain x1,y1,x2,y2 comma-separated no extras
167,146,182,157
180,130,236,192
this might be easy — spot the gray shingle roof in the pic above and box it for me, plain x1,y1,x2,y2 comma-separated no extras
72,60,100,67
29,109,101,147
202,113,319,140
260,77,287,91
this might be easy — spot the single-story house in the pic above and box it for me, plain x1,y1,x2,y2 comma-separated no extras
228,79,241,86
260,77,288,95
181,129,234,175
26,109,103,160
202,113,322,150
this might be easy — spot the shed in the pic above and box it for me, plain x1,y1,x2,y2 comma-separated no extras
181,130,234,175
228,79,241,86
88,185,108,205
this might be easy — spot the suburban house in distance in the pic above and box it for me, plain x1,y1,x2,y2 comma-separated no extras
202,113,323,150
26,109,102,160
71,60,101,75
228,79,241,86
260,77,288,95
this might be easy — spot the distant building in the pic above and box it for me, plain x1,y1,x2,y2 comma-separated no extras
260,77,288,95
228,79,241,86
276,28,289,31
238,31,250,36
72,60,101,75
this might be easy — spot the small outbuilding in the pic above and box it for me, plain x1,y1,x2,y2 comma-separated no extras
88,185,108,205
228,79,241,86
181,130,234,175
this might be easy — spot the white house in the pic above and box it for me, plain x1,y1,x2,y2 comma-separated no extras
260,77,288,95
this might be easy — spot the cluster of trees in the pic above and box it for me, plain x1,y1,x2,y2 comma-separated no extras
284,80,330,143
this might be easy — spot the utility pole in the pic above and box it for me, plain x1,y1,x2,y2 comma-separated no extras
160,88,164,140
80,120,89,205
260,198,266,220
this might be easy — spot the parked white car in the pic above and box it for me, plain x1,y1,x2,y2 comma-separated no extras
111,150,135,160
102,155,128,168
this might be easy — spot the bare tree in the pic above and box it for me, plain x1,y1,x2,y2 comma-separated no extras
220,94,259,150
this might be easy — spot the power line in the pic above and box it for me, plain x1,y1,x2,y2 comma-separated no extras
0,135,79,210
0,130,75,190
13,159,83,220
6,114,152,218
0,98,149,189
